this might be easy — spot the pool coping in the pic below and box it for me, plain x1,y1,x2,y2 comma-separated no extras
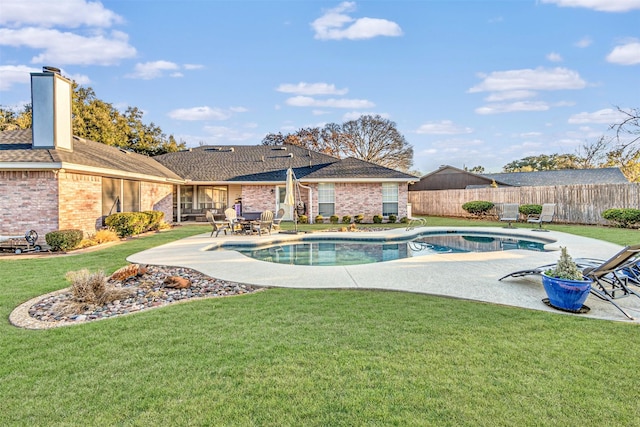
127,226,640,323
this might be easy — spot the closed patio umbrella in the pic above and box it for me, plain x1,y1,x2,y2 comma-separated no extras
284,168,298,231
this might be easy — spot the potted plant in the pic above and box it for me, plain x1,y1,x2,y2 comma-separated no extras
542,246,591,312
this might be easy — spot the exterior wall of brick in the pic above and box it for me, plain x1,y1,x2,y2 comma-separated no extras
57,171,102,235
241,185,277,213
0,171,59,236
141,182,173,223
308,182,408,222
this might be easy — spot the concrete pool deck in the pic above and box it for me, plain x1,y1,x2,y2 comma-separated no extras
127,226,640,323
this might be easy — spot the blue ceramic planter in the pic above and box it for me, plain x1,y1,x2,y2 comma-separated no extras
542,273,592,312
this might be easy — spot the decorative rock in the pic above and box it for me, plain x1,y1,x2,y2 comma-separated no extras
163,276,191,289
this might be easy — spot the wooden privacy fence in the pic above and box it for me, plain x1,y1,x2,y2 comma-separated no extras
408,183,640,225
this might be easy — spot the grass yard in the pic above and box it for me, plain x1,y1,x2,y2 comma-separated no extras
1,220,639,425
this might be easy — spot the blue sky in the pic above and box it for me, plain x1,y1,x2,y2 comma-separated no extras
1,0,639,173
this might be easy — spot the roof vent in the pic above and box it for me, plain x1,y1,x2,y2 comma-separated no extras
288,153,294,158
273,146,287,151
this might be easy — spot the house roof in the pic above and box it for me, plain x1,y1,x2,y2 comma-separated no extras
154,144,416,183
0,129,183,182
480,168,629,186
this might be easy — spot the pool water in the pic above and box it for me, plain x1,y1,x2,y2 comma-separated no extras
216,234,546,266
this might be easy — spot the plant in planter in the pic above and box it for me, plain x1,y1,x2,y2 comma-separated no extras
542,246,591,312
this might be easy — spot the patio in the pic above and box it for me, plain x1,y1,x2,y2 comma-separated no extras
127,226,640,323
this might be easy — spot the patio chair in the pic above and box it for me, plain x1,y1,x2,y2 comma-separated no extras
527,203,555,231
499,244,640,320
272,208,285,231
498,203,519,228
251,210,274,235
206,210,229,237
224,207,243,234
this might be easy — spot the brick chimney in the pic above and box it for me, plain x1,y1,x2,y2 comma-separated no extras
31,66,73,151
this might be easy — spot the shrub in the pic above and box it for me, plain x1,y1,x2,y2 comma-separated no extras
105,212,148,237
373,214,383,224
400,217,409,224
519,204,542,216
342,215,352,224
45,229,83,251
142,210,165,231
462,201,495,217
56,269,135,314
330,215,339,224
388,214,397,223
354,214,364,224
298,215,308,224
602,208,640,228
92,229,121,244
315,215,324,223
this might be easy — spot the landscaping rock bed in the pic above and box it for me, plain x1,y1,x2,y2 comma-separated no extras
11,265,261,329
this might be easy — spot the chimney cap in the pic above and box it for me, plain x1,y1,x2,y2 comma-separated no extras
42,66,61,74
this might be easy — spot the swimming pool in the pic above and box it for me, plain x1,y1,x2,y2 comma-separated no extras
213,232,548,266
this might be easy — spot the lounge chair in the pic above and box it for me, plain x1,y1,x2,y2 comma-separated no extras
498,203,519,228
206,210,230,237
527,203,555,231
251,210,274,235
272,208,285,231
499,245,640,320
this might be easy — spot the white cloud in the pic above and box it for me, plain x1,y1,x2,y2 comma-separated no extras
126,61,179,79
168,106,232,121
183,64,205,70
485,90,537,102
277,82,348,96
0,27,136,65
567,108,628,124
0,64,40,90
469,67,586,93
229,106,248,113
475,101,551,115
606,41,640,65
202,125,257,142
0,0,123,28
285,95,375,109
416,120,473,135
547,52,563,62
342,111,389,120
541,0,640,12
575,37,592,48
67,72,91,85
311,1,403,40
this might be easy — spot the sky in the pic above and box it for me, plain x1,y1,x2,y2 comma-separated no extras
0,0,639,174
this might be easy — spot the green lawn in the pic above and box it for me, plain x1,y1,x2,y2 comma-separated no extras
1,220,639,426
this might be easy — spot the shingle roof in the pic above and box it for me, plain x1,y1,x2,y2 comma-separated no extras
481,168,628,186
154,145,415,182
0,129,183,181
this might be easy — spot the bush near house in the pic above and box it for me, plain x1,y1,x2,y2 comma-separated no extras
462,201,495,217
354,214,364,224
142,211,165,231
45,229,84,251
373,214,383,224
519,204,542,216
315,215,324,223
602,208,640,228
330,215,339,224
105,212,148,237
298,215,308,224
342,215,352,224
388,214,397,223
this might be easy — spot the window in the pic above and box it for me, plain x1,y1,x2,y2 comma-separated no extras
102,178,140,216
197,186,227,211
318,183,335,216
382,183,398,216
179,186,194,212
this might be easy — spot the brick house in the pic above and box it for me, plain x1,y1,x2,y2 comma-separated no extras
0,69,415,237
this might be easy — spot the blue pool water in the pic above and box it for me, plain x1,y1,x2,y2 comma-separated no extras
214,233,547,266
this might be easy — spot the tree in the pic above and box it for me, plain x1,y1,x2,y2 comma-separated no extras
465,165,485,173
1,82,185,156
502,154,580,172
262,115,413,171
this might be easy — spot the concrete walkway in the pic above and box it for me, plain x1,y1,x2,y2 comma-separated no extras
128,226,640,323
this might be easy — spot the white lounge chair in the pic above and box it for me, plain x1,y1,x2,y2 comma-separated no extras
499,203,519,228
527,203,555,231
